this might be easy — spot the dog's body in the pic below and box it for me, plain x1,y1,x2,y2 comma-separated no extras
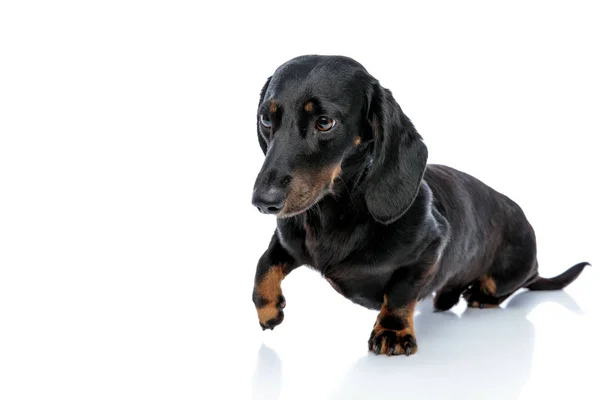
251,55,588,356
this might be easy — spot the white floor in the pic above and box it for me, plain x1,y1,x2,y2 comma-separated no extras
2,254,597,400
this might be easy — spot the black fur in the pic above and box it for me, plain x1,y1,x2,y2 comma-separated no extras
250,55,589,355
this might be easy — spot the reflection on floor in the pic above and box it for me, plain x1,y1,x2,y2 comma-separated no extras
252,290,583,400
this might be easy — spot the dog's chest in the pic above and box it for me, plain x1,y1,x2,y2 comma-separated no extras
302,222,329,264
278,213,393,310
304,223,390,309
301,212,363,269
279,209,364,267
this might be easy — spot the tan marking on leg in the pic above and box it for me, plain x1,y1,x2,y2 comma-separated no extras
396,301,416,324
353,136,361,146
255,264,284,324
257,305,281,324
372,298,418,355
396,327,414,337
257,264,284,299
467,300,499,309
480,303,499,308
389,300,417,337
480,275,497,295
381,295,416,319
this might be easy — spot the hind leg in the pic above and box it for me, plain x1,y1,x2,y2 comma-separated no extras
463,275,512,308
434,285,467,311
464,261,537,308
465,221,538,308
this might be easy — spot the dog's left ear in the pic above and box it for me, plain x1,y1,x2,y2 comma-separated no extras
364,84,428,224
256,76,272,155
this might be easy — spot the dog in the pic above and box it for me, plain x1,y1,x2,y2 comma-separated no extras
250,55,589,356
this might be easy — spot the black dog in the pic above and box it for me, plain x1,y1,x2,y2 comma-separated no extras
250,55,588,356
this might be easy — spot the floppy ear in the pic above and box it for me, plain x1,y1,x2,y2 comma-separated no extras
256,76,272,155
364,84,428,224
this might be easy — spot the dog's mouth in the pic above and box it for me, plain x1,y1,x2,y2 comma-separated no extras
277,190,328,218
277,164,342,218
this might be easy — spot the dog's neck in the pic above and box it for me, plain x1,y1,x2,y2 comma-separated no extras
300,144,374,229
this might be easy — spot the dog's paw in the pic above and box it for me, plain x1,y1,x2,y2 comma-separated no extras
368,328,418,356
255,294,286,330
463,287,500,309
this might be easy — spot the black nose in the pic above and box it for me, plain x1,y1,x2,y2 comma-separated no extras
252,187,286,214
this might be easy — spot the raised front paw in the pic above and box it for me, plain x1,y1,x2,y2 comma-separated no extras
253,293,286,330
368,327,418,356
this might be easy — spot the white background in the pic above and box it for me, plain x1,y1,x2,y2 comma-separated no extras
1,1,599,399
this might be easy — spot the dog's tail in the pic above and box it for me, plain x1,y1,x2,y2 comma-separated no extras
526,262,590,291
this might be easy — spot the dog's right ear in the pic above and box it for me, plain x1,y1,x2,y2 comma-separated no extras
256,76,272,155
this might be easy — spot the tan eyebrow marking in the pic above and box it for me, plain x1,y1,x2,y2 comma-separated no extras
304,101,314,112
269,102,278,113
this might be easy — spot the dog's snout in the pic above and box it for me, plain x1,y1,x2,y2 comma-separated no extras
252,187,286,214
252,172,292,215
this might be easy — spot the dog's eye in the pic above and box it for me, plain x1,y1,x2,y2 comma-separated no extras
259,115,272,128
315,116,335,132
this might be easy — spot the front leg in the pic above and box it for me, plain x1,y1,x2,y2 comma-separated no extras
369,262,436,356
252,231,298,330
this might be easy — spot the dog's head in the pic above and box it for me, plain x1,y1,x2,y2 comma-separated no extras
252,55,428,224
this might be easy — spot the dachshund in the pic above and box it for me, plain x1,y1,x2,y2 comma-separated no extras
250,55,589,356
